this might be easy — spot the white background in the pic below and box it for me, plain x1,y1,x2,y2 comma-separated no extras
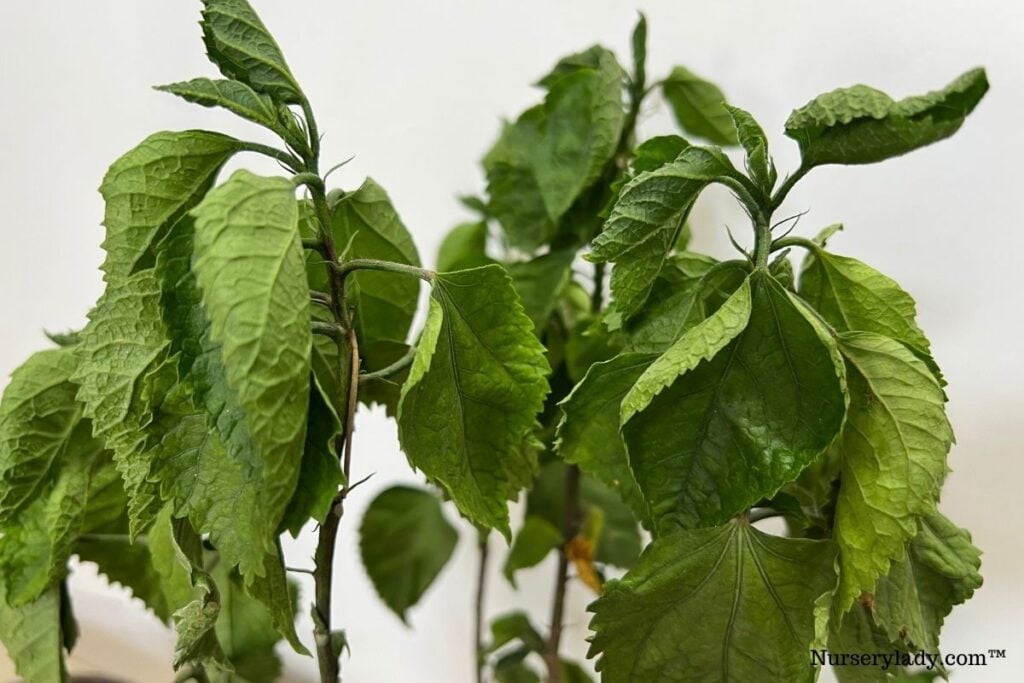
1,1,1022,682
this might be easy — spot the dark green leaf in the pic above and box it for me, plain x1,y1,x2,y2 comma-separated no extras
832,333,951,612
489,611,546,653
503,516,562,586
508,250,576,332
200,0,305,103
209,563,287,683
661,66,738,145
630,14,647,92
622,273,846,534
359,486,458,622
0,582,68,683
589,521,836,682
398,266,549,536
785,68,988,168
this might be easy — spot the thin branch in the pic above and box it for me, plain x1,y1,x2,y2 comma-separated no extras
770,235,819,254
544,465,580,683
331,258,436,284
237,141,303,174
474,530,490,683
770,164,811,210
360,348,416,382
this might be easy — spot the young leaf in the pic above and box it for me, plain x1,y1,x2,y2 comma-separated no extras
191,169,311,541
0,582,68,683
397,266,549,536
200,0,305,104
588,146,742,321
0,348,81,523
555,353,656,523
785,68,988,168
630,13,647,93
832,332,952,612
436,221,494,272
155,78,299,146
359,486,459,622
724,104,775,194
98,130,240,278
503,516,563,586
588,521,836,682
799,248,931,352
508,249,576,332
661,66,738,145
622,273,847,534
484,48,626,250
330,178,422,348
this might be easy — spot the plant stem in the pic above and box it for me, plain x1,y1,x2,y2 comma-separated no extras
770,164,810,211
237,141,303,174
544,465,581,683
332,258,436,283
360,347,416,382
474,529,490,683
769,235,819,254
753,216,773,269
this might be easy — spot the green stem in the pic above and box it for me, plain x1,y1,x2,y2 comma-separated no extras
78,533,147,546
753,216,773,269
770,235,819,254
332,258,436,283
544,465,580,683
474,530,489,683
360,348,416,382
237,141,303,173
770,164,810,211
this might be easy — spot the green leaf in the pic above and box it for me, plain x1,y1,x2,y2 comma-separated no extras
200,0,305,104
0,582,68,683
398,266,549,536
244,543,308,655
191,169,311,553
799,248,931,352
630,13,647,92
155,78,298,146
330,178,422,349
210,563,287,683
589,146,740,321
508,250,576,332
785,68,988,168
0,348,81,523
359,486,458,622
661,66,738,145
725,104,775,194
489,611,545,653
561,661,594,683
98,130,240,279
484,48,625,250
556,353,655,524
503,516,563,586
827,602,910,683
436,221,494,272
279,376,344,536
622,273,847,534
873,512,982,653
832,332,951,612
588,521,836,682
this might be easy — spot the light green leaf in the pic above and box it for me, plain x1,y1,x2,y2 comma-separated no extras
833,332,951,612
556,353,656,523
504,516,563,586
873,512,981,653
725,104,775,194
589,146,740,321
209,568,284,683
398,266,549,536
485,48,625,250
436,221,494,272
244,543,308,655
0,348,81,523
359,486,458,622
785,68,988,168
191,169,311,550
200,0,305,104
799,248,931,352
623,272,846,534
331,178,422,349
98,130,240,279
0,582,68,683
589,521,836,682
508,250,576,332
155,78,298,145
661,66,738,145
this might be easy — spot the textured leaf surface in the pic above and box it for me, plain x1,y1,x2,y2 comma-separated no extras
785,69,987,167
331,178,422,347
623,273,846,533
833,333,951,612
191,170,311,549
0,348,81,522
873,512,982,652
661,66,738,145
589,146,739,321
725,105,774,194
359,486,458,621
556,353,656,523
98,130,240,278
201,0,304,103
155,78,295,143
0,582,67,683
484,48,625,250
589,521,835,682
799,248,930,351
398,266,549,536
210,563,290,683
